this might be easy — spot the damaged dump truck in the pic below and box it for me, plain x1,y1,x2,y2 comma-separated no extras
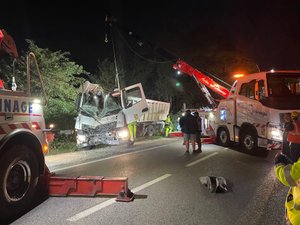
75,81,149,148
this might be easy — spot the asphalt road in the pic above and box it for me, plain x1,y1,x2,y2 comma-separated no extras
11,137,288,225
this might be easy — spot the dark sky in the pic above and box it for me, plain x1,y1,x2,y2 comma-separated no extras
1,0,300,72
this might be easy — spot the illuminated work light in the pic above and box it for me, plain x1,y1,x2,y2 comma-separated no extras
233,74,244,79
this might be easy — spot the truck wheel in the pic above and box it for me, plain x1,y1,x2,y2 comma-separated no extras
0,145,39,221
217,127,230,146
240,130,258,152
147,125,155,136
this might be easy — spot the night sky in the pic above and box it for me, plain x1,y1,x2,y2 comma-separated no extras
1,0,300,73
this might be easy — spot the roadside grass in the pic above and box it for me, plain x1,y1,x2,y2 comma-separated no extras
47,135,78,155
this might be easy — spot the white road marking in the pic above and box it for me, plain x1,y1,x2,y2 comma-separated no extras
185,152,219,167
52,144,170,172
67,174,172,222
131,174,172,193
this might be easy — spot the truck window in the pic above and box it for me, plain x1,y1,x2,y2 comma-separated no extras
268,79,291,97
256,80,265,100
239,83,248,97
124,87,142,108
101,94,122,117
81,92,103,117
260,72,300,110
239,80,255,99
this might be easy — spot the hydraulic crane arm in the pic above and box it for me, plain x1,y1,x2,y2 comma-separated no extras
0,29,19,58
173,59,230,99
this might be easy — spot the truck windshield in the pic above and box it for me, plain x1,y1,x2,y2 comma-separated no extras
267,73,300,97
263,72,300,109
100,94,122,117
80,92,122,118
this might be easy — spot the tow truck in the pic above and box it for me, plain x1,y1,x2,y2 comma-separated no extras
0,29,134,222
173,59,300,153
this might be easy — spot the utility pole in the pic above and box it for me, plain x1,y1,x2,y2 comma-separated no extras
105,16,121,91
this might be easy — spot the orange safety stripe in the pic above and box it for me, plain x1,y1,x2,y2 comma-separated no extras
0,122,42,135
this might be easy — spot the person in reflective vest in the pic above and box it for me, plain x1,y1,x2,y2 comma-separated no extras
128,113,139,145
128,121,137,144
164,114,173,137
275,111,300,225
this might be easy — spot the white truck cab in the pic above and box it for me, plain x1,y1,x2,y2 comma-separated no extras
75,81,148,148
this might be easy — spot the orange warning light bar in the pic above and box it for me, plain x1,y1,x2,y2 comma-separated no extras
233,74,244,79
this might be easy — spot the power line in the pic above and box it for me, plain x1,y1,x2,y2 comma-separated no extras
115,28,176,64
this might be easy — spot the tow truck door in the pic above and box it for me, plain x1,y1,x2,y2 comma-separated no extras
122,83,148,124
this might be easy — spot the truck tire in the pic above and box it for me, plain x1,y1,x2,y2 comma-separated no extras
0,145,39,221
240,129,258,152
147,125,155,136
217,127,231,146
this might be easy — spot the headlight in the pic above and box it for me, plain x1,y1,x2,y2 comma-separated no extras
270,127,282,141
77,134,87,143
117,128,129,139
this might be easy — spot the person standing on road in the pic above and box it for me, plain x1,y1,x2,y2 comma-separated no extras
179,110,198,154
193,111,202,153
286,111,300,163
275,111,300,225
128,114,138,146
128,121,137,144
164,114,173,137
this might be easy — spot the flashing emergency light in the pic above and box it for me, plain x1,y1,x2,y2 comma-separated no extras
233,74,244,79
0,30,3,45
43,143,48,155
0,80,4,89
270,69,275,73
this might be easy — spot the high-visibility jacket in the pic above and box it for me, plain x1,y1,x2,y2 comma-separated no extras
288,121,300,143
165,116,171,127
275,160,300,225
128,121,137,142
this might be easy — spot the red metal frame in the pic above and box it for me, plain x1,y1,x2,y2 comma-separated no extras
43,166,134,202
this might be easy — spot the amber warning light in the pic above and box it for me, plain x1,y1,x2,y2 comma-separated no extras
233,74,244,79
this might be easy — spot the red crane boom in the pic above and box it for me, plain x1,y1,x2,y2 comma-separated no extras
173,59,230,99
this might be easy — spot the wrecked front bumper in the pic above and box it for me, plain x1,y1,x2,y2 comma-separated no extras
76,128,130,148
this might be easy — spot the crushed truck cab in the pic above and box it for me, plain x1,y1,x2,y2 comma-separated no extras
75,81,148,148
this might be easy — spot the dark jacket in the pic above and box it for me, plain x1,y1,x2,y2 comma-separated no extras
179,114,197,134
